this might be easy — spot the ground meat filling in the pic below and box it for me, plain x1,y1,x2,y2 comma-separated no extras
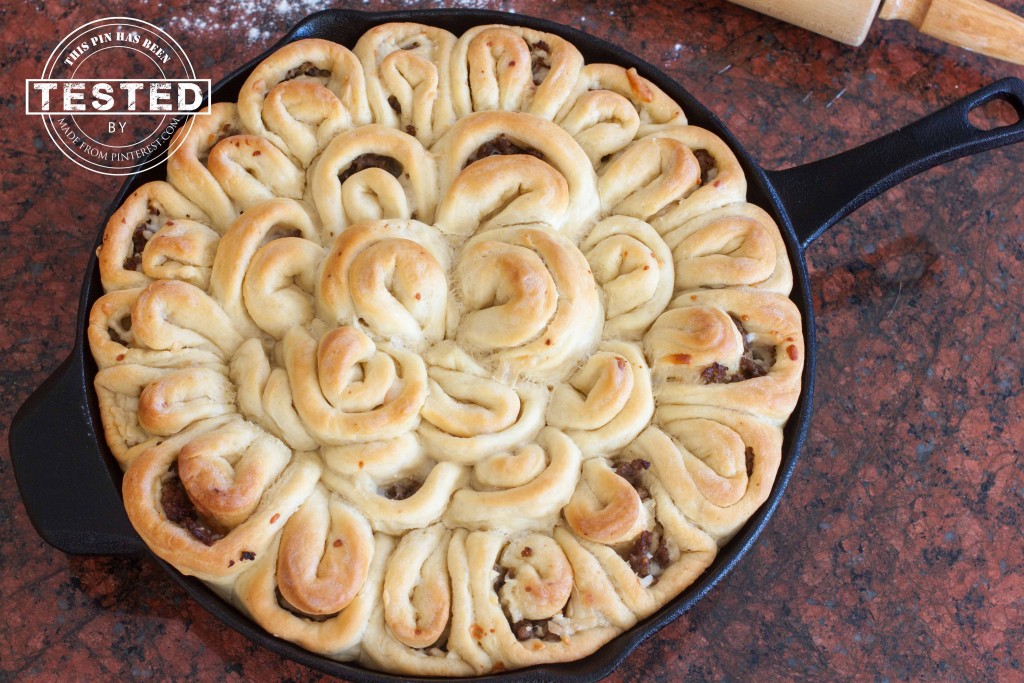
160,469,225,546
380,477,422,500
628,531,671,584
123,203,161,271
405,125,417,137
529,40,551,86
693,149,717,186
614,458,651,499
402,41,421,50
493,564,513,591
282,61,331,81
627,530,653,577
512,618,562,642
337,153,404,184
388,95,401,114
731,314,752,354
275,588,339,622
465,135,544,168
745,446,755,477
653,538,671,569
495,566,561,642
700,362,729,384
700,315,776,384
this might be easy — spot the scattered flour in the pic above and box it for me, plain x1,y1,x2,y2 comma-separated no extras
167,0,324,44
167,0,526,43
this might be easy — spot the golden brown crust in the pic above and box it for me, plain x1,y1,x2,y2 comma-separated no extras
207,134,305,211
546,341,654,457
131,280,244,360
434,154,570,238
645,126,749,234
261,80,354,168
310,125,437,242
95,364,183,468
447,528,622,674
137,367,235,436
283,325,428,445
558,478,719,619
316,219,451,347
444,428,581,532
233,513,388,659
563,458,648,544
599,135,701,221
360,524,477,676
582,216,675,340
631,405,784,542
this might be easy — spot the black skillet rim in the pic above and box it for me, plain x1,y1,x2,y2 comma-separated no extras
71,8,817,682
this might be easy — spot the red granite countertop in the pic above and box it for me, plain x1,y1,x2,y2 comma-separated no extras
2,1,1023,681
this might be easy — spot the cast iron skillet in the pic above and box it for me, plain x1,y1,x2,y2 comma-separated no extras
11,8,1024,682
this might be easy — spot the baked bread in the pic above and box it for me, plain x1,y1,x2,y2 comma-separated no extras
90,23,803,676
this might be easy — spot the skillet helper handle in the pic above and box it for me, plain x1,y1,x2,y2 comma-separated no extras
10,350,145,556
767,78,1024,249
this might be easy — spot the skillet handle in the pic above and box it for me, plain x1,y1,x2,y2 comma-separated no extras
9,349,145,556
765,78,1024,250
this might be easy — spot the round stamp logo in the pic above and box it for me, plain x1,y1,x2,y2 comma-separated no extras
25,16,210,176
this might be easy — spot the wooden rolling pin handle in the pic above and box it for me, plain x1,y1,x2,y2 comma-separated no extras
724,0,883,45
880,0,1024,65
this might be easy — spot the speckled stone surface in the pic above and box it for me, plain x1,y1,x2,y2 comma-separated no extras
2,1,1023,681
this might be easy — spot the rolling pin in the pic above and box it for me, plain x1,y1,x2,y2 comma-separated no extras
725,0,1024,65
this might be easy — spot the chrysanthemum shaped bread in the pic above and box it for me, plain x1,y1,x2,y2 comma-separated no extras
631,404,784,542
663,202,793,293
435,111,598,240
92,24,804,676
359,524,477,677
209,197,321,337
